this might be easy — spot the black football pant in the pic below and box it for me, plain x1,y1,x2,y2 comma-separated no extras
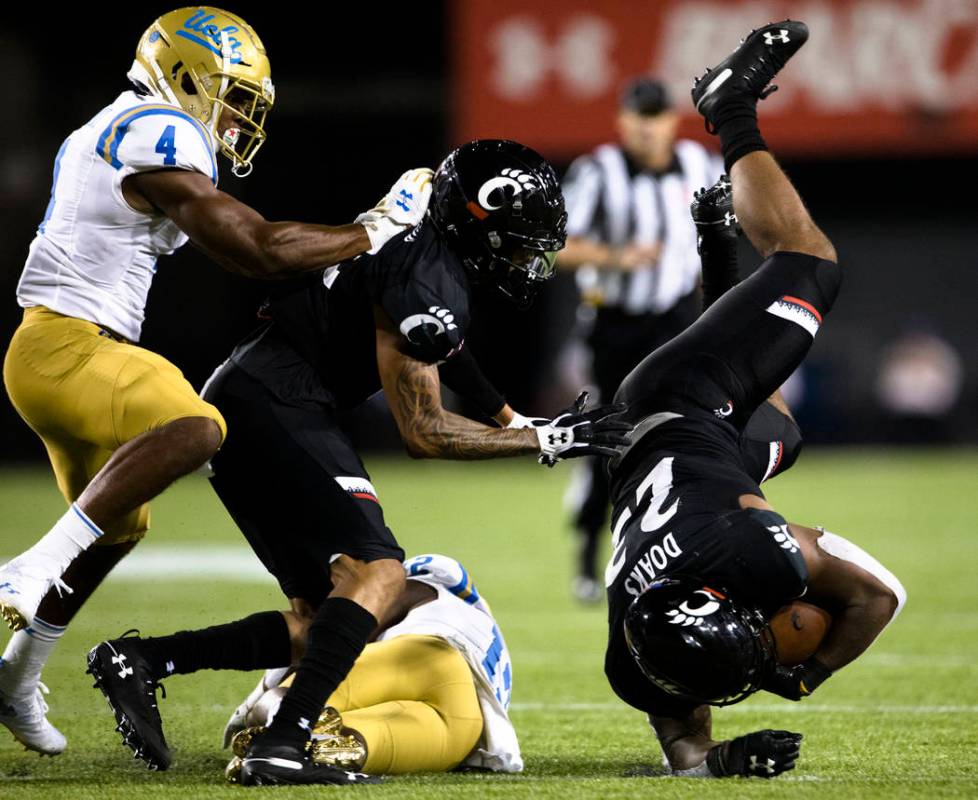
615,252,842,434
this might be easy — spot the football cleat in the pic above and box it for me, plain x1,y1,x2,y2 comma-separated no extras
0,560,72,632
86,632,171,770
239,737,380,786
225,755,244,783
571,575,604,605
0,682,67,755
691,20,809,133
691,175,741,258
310,707,367,771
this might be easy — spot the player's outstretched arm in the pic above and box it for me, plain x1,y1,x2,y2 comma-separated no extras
123,168,428,279
650,708,802,779
376,319,539,460
376,315,630,461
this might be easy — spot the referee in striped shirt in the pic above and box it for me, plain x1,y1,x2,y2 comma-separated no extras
558,77,722,603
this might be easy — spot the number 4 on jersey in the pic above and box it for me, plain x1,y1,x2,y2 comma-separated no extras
155,125,177,166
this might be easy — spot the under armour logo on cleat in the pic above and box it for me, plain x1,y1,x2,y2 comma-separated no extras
112,654,134,678
548,432,570,445
0,583,19,595
763,30,790,45
750,754,777,775
298,717,311,731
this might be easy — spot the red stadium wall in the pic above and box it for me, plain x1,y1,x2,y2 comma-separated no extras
450,0,978,158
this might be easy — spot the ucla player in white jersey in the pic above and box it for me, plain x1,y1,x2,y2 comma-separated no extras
222,553,521,778
0,6,429,755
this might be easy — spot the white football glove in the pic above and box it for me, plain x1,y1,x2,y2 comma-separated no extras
506,411,548,429
222,666,291,748
536,391,632,467
356,167,434,253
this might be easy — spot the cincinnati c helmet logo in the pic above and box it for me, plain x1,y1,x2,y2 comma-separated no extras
476,168,538,211
665,590,721,627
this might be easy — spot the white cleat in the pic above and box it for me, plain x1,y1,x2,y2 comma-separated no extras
571,575,605,605
0,560,71,632
0,682,67,755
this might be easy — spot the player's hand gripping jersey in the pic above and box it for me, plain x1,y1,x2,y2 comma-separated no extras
18,91,218,342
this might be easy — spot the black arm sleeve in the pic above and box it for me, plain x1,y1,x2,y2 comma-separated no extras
438,345,506,419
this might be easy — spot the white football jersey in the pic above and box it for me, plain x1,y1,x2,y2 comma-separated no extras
379,554,522,773
17,90,219,342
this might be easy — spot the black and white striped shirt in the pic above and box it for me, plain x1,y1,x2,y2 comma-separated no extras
563,140,722,314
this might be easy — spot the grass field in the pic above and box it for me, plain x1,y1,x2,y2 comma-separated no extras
1,449,977,798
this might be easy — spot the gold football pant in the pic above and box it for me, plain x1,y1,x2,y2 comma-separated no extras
287,634,484,774
3,307,226,544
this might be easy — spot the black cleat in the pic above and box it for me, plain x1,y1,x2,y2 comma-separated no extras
691,20,809,132
691,175,741,254
240,738,380,786
86,631,171,771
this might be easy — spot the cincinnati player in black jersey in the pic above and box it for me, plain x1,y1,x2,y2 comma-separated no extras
86,140,630,784
601,22,906,779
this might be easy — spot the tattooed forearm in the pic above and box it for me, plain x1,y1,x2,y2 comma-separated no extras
391,356,536,460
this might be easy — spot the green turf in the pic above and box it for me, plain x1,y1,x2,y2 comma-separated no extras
1,449,977,798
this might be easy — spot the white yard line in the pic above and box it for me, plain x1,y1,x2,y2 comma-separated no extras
3,545,274,583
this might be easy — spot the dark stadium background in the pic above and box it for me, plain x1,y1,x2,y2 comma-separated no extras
1,3,975,462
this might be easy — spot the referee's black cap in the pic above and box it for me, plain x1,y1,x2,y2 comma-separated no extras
619,77,672,116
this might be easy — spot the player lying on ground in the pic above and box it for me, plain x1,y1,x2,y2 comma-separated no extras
86,139,629,784
220,553,521,780
602,21,907,779
0,6,430,755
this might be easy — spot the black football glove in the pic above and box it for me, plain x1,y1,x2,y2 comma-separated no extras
536,391,632,467
762,657,832,701
707,729,803,778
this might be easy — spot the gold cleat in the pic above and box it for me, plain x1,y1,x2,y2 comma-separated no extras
312,706,343,737
0,605,27,632
225,755,243,784
230,726,265,758
309,731,367,772
310,706,366,770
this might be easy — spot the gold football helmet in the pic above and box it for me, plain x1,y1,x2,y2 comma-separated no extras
128,7,274,176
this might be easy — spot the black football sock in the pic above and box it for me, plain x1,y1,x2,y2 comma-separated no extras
136,610,291,681
714,98,768,173
700,241,740,311
262,597,377,748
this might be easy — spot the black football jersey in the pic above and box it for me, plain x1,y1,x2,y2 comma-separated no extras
603,404,807,717
229,220,471,411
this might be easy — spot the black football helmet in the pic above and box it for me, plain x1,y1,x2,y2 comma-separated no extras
428,139,567,307
623,576,776,706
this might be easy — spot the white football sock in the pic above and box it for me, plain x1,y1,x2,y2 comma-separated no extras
0,617,66,699
13,503,104,579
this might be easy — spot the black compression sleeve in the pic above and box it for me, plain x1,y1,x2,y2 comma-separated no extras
438,345,506,418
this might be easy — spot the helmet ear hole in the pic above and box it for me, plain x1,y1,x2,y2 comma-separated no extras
180,71,198,96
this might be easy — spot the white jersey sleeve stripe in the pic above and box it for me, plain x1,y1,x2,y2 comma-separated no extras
95,104,217,183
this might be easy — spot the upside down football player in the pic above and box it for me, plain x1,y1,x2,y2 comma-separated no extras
85,138,629,784
221,553,522,781
0,6,432,755
601,21,906,779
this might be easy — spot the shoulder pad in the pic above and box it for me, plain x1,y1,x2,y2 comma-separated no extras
96,105,218,184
